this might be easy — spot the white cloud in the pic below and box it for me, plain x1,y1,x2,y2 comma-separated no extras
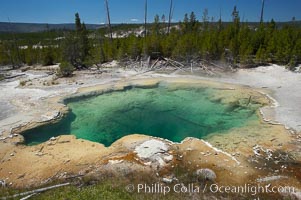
130,18,139,22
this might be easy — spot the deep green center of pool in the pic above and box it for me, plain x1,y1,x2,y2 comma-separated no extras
22,86,260,146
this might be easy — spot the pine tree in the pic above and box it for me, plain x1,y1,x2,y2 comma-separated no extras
161,14,166,24
152,14,161,35
75,13,82,32
42,47,54,66
62,13,90,68
79,22,90,65
229,6,240,63
189,12,197,32
239,23,253,64
202,9,209,31
182,13,189,33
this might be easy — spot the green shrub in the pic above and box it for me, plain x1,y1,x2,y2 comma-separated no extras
19,80,27,86
58,62,74,77
42,50,55,66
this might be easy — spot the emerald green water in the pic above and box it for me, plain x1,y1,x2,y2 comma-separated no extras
22,86,260,146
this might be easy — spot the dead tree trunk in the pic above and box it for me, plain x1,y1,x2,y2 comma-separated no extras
143,0,148,56
2,183,71,199
105,0,113,42
144,0,148,38
260,0,265,23
167,0,173,34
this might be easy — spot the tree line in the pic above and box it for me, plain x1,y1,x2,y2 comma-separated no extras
0,7,301,75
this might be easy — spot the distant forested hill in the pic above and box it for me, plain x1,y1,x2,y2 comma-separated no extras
1,21,300,33
0,22,104,33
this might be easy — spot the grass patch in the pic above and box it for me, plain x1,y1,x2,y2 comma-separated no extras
0,161,284,200
0,175,282,200
30,182,213,200
0,181,201,200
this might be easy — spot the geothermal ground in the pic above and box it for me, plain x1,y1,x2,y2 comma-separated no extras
0,64,300,199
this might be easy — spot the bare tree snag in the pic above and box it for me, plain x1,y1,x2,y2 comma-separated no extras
260,0,265,23
105,0,113,42
167,0,173,34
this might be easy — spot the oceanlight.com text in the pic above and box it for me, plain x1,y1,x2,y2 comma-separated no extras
125,183,296,196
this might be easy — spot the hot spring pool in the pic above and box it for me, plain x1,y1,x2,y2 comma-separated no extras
22,85,260,146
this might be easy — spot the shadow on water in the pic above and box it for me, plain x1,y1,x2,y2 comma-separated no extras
22,112,76,145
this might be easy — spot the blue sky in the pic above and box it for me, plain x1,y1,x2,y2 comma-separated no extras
0,0,300,24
